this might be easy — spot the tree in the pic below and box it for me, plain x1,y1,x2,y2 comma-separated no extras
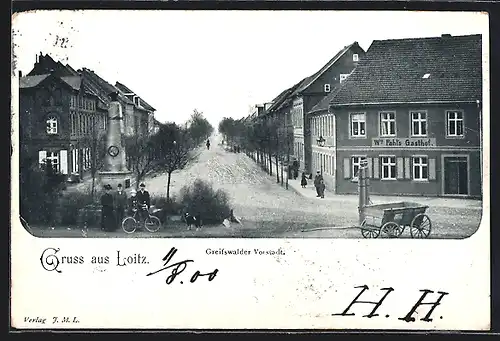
153,123,196,201
81,122,106,199
125,133,158,190
187,109,214,146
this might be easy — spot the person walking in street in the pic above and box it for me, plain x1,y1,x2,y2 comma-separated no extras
206,139,211,150
137,183,151,222
100,184,115,232
318,179,326,199
114,183,127,229
301,172,308,188
314,171,323,197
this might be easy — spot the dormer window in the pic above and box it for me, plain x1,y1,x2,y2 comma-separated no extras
340,74,350,83
324,84,331,93
353,54,359,62
46,115,58,135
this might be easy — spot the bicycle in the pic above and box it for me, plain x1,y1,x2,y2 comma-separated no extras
121,206,161,234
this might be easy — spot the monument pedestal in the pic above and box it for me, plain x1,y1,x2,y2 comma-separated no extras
97,93,133,191
97,171,133,190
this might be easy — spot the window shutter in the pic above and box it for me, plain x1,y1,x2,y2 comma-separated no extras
429,158,436,180
367,157,373,178
38,150,47,165
404,157,411,179
373,157,380,179
343,158,350,179
397,157,404,179
60,150,68,175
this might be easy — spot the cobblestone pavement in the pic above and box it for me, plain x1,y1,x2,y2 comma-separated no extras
30,133,483,239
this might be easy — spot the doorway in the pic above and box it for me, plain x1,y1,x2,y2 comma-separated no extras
443,156,469,195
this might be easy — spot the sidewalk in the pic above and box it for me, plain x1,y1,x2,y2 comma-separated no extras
284,177,482,210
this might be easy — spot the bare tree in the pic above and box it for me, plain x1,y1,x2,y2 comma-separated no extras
81,122,106,199
125,133,158,190
154,123,196,201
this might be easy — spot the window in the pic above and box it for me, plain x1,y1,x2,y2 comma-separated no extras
46,151,59,172
353,54,359,62
412,156,428,181
380,111,396,136
46,115,58,135
70,113,75,135
411,111,427,136
352,156,367,179
324,84,331,92
340,74,350,83
381,156,396,180
350,113,366,137
447,110,464,137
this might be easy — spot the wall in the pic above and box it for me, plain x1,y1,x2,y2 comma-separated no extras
333,103,482,198
300,44,366,173
334,103,481,149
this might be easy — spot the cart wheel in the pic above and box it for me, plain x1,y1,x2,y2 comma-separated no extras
360,220,380,239
410,214,431,238
381,222,402,238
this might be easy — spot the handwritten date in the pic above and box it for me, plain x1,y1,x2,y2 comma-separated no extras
146,247,218,285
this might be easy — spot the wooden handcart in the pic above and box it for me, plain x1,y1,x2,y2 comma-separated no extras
360,201,432,239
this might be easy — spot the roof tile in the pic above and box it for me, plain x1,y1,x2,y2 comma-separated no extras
330,34,482,106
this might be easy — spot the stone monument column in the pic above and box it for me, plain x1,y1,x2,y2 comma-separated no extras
97,92,132,189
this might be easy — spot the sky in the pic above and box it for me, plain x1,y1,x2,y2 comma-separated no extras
12,10,488,128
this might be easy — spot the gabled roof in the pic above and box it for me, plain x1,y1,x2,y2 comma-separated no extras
60,76,82,90
266,78,306,114
19,74,50,88
290,42,360,97
308,83,344,114
115,81,156,111
330,34,482,106
276,79,305,111
79,68,133,106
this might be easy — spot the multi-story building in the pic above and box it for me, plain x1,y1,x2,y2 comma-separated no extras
288,42,366,174
19,53,157,181
329,34,482,198
20,53,107,178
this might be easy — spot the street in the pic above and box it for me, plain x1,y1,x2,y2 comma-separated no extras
29,133,483,239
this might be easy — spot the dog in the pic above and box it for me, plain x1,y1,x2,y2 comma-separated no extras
185,213,202,231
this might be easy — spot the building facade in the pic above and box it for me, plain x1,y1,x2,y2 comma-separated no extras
19,53,157,181
288,42,366,174
329,34,482,198
20,66,106,178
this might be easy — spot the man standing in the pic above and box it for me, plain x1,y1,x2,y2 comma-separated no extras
313,171,323,198
137,183,151,222
100,184,115,232
115,183,127,229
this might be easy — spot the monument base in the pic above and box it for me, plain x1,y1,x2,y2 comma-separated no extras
97,171,133,191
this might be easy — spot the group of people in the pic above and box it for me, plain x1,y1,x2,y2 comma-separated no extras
100,182,151,232
300,171,326,198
